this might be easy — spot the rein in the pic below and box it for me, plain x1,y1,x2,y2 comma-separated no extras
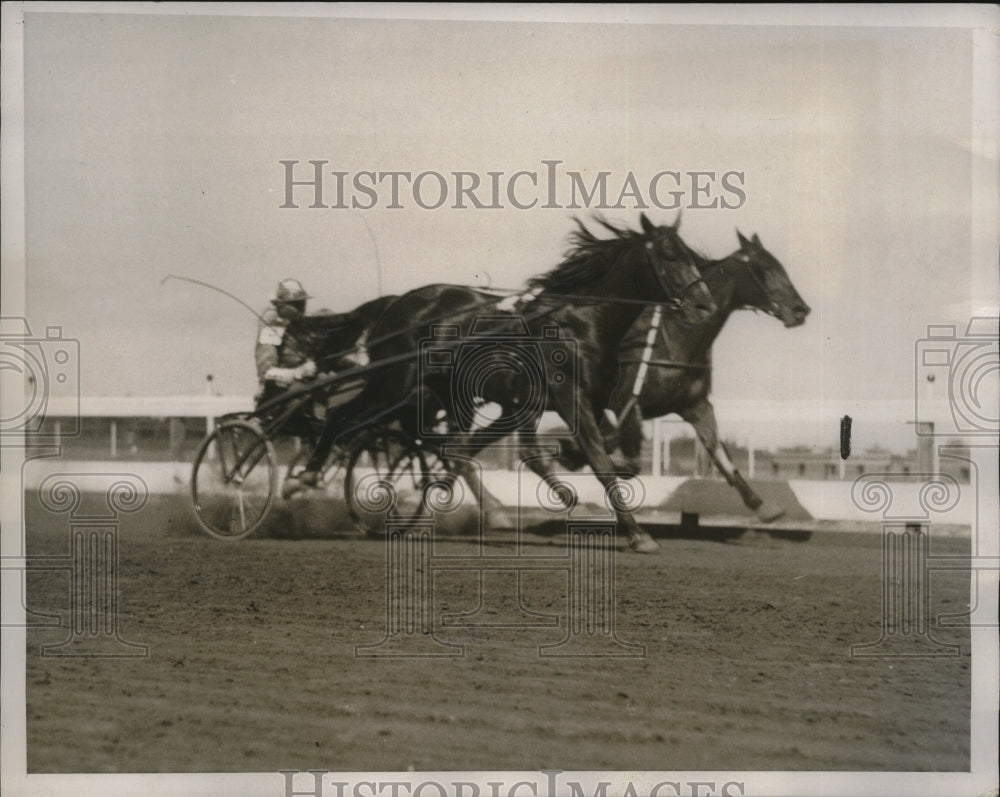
313,234,709,373
619,357,709,371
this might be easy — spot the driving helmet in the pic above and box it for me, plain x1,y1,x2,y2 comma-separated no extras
273,278,311,304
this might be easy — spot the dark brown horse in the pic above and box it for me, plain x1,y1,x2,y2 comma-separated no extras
296,213,716,552
554,230,810,521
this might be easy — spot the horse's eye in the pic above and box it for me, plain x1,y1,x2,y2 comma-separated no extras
645,241,655,251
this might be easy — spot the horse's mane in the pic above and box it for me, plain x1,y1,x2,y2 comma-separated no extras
526,217,646,295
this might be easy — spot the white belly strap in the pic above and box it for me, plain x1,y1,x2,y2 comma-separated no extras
631,305,663,399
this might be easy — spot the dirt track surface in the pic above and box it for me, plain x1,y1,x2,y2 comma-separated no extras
25,502,970,774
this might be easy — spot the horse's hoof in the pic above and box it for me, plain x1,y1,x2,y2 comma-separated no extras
629,535,660,554
756,502,786,523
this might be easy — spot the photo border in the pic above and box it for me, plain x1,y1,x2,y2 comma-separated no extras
2,4,997,796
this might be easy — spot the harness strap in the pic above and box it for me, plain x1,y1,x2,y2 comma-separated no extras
619,312,710,372
611,306,662,427
616,396,638,426
630,306,662,401
619,358,709,371
615,305,716,424
496,285,544,313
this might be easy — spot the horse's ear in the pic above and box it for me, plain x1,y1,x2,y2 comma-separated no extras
751,233,761,246
640,212,655,234
671,209,683,230
736,229,751,248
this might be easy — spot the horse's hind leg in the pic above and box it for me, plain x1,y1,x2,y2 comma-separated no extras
681,400,785,523
300,363,417,480
517,426,580,510
440,416,586,528
431,426,522,527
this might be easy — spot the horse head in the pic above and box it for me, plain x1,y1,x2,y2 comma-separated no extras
533,215,714,326
734,230,810,328
637,212,716,324
285,295,399,370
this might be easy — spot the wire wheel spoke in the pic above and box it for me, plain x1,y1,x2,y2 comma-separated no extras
191,419,277,540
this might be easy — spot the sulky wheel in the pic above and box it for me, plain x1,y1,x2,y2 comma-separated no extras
191,419,277,540
344,428,433,535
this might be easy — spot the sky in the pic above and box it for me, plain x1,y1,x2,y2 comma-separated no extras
4,4,998,451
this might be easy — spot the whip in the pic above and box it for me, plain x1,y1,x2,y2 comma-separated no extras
161,274,265,322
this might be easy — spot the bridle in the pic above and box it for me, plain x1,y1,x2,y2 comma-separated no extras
734,251,782,318
613,244,719,423
644,236,709,313
614,248,791,423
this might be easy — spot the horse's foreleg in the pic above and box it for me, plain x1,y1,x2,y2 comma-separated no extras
554,404,659,553
681,400,785,523
610,404,644,478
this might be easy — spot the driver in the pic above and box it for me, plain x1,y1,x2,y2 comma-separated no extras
255,278,318,405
